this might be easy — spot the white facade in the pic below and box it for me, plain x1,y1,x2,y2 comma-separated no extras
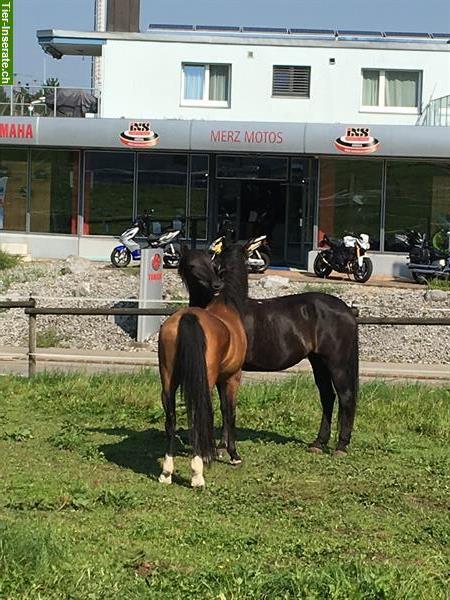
96,32,450,125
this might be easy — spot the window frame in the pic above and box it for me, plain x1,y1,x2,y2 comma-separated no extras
180,62,231,108
271,65,311,99
360,68,422,114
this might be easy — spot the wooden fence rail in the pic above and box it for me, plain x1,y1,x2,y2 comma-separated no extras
1,300,449,377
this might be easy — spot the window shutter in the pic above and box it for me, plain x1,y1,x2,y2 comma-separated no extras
272,65,311,97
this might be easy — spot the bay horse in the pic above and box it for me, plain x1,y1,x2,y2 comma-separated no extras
158,245,248,487
183,249,359,456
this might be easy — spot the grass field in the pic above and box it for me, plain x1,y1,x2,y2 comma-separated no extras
0,372,449,599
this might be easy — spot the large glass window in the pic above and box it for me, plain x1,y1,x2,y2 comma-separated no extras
137,153,188,233
182,63,230,106
189,155,209,239
216,155,288,180
84,151,134,235
30,149,79,234
385,161,450,252
0,148,27,231
362,69,421,111
318,159,382,250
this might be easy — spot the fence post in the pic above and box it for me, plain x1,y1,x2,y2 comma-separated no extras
28,297,37,377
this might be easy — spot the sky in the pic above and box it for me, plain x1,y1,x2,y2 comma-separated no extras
15,0,450,88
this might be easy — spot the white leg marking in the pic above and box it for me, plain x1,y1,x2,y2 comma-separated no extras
159,454,174,484
191,455,205,488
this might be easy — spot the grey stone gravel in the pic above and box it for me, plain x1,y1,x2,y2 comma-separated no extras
0,257,448,364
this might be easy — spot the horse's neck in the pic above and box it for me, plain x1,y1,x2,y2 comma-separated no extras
221,271,248,315
188,288,212,308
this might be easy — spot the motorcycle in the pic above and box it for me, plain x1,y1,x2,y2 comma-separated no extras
210,211,271,273
406,231,450,283
314,233,373,283
209,233,271,273
110,215,182,268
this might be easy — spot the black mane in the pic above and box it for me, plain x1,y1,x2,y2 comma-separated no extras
218,244,248,316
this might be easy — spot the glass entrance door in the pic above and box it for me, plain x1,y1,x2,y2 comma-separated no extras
214,155,316,267
286,159,315,266
216,179,287,262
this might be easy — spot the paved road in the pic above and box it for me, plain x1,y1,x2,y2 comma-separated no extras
0,346,448,384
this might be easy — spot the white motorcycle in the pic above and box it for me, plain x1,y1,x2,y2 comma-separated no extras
314,233,373,283
110,216,182,268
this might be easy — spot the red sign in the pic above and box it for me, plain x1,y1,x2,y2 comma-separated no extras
334,127,380,154
0,123,33,139
152,252,162,271
210,129,283,144
119,121,160,148
148,272,162,281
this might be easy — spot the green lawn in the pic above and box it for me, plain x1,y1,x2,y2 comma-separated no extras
0,372,449,599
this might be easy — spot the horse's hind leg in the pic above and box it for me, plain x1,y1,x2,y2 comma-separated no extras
308,354,336,453
329,364,357,456
216,382,228,459
159,387,176,484
217,372,242,465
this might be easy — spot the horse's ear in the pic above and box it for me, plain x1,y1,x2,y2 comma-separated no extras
221,236,232,251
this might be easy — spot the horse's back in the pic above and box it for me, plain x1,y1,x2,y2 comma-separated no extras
159,306,246,381
244,292,356,370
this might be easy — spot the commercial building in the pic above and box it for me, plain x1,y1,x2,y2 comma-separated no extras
0,21,449,275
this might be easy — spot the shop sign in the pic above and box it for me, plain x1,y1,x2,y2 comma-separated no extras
0,122,33,139
334,127,380,154
119,121,160,148
210,128,284,145
149,252,162,280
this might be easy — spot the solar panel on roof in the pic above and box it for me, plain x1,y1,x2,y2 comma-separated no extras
290,28,334,35
384,31,430,38
146,23,447,42
337,30,383,36
242,26,288,33
196,25,241,32
148,23,194,31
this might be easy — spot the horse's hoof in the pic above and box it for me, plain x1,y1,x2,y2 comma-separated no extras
191,475,205,488
307,445,324,454
334,449,348,458
158,472,172,484
229,457,242,466
217,447,227,459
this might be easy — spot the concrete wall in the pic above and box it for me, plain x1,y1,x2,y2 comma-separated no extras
1,230,415,278
101,39,450,125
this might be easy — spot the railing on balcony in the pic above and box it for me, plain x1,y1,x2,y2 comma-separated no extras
417,95,450,127
0,85,101,118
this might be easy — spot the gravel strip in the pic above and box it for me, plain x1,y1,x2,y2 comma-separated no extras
0,257,448,364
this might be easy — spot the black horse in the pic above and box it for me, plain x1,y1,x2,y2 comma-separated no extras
179,249,358,456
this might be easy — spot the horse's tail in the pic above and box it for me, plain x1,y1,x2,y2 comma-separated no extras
348,324,359,415
174,313,215,463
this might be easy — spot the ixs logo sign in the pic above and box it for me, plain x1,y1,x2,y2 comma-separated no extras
334,127,380,154
0,122,33,139
119,121,160,148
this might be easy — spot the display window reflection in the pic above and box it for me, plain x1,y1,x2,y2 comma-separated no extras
84,151,134,235
318,159,382,250
137,153,188,234
30,149,79,234
189,155,209,239
385,161,450,252
0,148,27,231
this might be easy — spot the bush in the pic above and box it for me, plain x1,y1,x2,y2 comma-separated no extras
0,250,21,270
